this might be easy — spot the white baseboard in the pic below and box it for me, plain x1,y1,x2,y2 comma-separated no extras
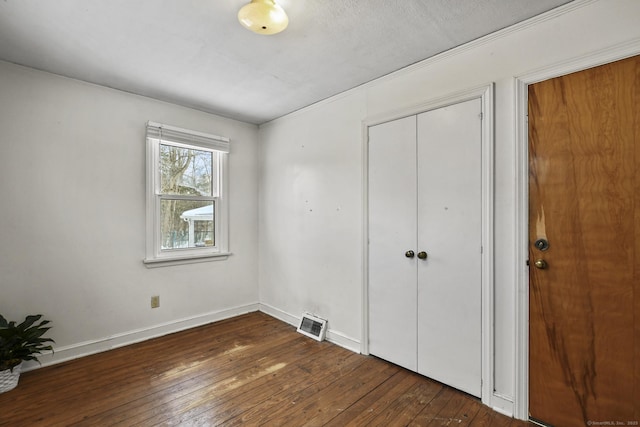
325,328,361,354
491,392,514,418
259,302,299,325
259,303,361,353
22,302,361,373
23,303,260,372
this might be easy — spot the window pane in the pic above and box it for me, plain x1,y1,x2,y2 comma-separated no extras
160,144,218,196
160,200,215,250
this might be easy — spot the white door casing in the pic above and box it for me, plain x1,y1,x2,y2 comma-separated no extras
363,84,494,409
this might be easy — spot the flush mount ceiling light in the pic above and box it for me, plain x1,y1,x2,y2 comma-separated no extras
238,0,289,35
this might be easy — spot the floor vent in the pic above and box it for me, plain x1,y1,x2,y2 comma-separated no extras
297,313,327,342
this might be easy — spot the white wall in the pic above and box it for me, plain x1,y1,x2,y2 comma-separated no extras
0,61,260,366
259,92,367,351
258,0,640,414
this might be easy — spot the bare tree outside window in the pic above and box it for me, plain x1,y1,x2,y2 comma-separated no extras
159,144,217,249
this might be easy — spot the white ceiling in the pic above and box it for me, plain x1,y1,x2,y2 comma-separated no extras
0,0,572,124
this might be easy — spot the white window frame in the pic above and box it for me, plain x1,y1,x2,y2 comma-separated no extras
143,121,230,267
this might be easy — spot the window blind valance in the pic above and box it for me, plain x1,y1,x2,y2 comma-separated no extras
146,121,230,153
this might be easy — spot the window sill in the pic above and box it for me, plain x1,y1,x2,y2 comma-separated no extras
143,252,231,268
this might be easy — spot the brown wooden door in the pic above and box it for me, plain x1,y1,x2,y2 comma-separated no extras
528,55,640,427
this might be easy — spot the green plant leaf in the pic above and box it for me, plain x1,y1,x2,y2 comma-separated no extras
1,314,54,368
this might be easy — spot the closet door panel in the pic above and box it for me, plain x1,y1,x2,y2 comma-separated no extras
416,99,482,397
368,115,418,371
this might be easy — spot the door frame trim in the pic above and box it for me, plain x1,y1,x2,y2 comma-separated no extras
513,40,640,420
361,83,495,407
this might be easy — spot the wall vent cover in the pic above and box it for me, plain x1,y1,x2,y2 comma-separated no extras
297,313,327,342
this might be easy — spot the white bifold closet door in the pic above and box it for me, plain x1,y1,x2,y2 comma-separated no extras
368,114,418,372
368,98,482,397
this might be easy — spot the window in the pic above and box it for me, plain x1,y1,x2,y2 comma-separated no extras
144,121,229,266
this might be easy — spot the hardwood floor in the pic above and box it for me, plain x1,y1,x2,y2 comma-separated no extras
0,312,530,426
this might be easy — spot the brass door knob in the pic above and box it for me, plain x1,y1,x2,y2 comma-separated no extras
533,259,548,270
405,250,415,258
417,251,428,260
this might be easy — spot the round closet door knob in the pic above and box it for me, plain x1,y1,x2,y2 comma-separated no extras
405,250,415,258
417,251,428,260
